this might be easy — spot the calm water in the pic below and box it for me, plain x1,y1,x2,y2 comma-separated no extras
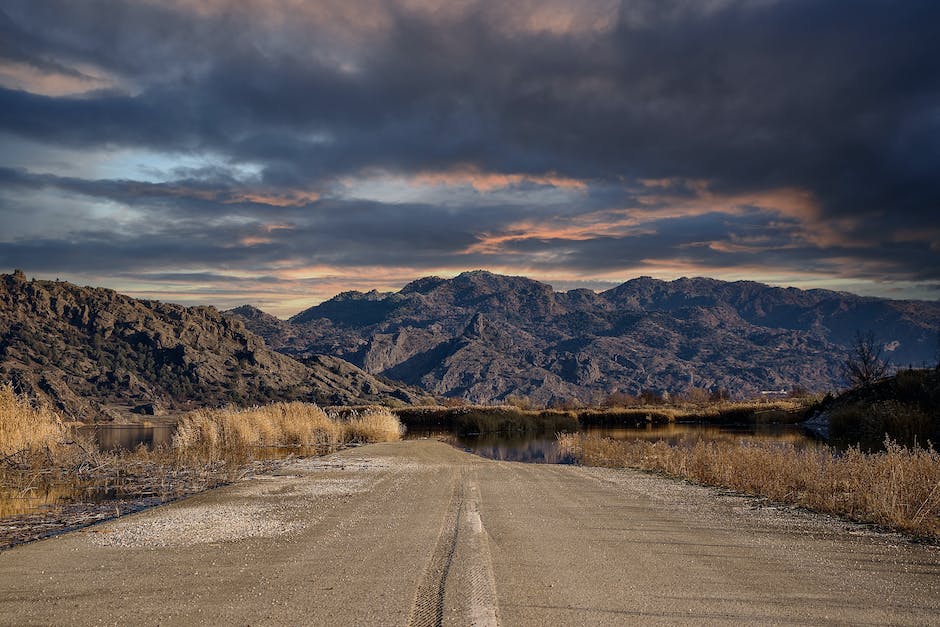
79,423,176,451
407,423,817,464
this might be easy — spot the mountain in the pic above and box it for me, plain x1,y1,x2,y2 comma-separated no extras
0,271,426,420
230,270,940,404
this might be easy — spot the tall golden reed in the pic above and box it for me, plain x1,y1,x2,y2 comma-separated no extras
173,402,402,462
0,383,67,458
344,409,405,443
558,433,940,538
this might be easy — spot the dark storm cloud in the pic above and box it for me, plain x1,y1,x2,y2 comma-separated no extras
1,0,938,300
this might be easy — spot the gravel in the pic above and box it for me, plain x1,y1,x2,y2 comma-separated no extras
88,503,303,548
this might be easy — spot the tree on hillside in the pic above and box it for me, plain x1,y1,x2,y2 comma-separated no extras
843,330,889,387
935,328,940,370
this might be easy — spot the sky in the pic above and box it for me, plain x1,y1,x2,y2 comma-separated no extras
1,0,938,317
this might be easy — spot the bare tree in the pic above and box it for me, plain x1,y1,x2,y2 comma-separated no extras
935,327,940,370
843,330,889,387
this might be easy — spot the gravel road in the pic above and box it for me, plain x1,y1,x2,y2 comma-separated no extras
0,439,938,625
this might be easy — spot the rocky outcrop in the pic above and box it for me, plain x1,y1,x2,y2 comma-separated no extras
231,270,940,404
0,272,426,420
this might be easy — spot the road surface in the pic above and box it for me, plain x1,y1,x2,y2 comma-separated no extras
1,439,938,625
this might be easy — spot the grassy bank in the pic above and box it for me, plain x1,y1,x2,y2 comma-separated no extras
393,398,810,435
579,398,810,426
559,432,940,539
394,405,580,436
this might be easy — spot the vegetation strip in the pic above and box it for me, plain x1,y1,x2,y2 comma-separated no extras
0,387,404,550
558,432,940,539
392,398,811,435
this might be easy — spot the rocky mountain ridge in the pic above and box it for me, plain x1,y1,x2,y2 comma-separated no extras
0,271,426,420
230,271,940,404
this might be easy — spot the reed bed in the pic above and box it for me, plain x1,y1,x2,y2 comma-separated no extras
343,409,405,443
0,383,69,461
558,433,940,538
581,399,809,426
576,406,679,426
173,402,403,462
1,395,403,548
393,399,809,434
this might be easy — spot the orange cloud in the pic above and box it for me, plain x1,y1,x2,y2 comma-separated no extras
633,179,867,249
466,210,653,254
635,178,817,220
0,60,119,97
225,191,320,207
238,236,274,246
234,223,295,247
463,180,852,257
409,166,587,192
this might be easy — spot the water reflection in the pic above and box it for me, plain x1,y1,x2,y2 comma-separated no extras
0,476,150,519
0,485,74,518
449,433,578,464
79,423,176,451
592,423,816,446
408,423,816,464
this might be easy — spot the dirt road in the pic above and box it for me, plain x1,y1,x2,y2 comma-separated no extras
1,440,938,625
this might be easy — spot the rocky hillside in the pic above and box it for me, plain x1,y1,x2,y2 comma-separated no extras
230,271,940,404
0,271,425,420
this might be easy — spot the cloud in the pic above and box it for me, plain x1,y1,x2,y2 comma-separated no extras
0,0,937,309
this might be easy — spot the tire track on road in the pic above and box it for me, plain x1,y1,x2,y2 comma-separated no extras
408,469,462,627
409,466,499,627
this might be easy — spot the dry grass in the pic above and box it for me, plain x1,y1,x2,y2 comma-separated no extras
559,433,940,538
584,398,810,425
173,402,403,462
343,408,405,443
0,383,68,459
392,405,580,435
174,402,343,462
1,396,403,548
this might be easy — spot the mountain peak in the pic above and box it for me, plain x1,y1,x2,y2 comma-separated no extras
228,304,274,321
400,276,447,294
